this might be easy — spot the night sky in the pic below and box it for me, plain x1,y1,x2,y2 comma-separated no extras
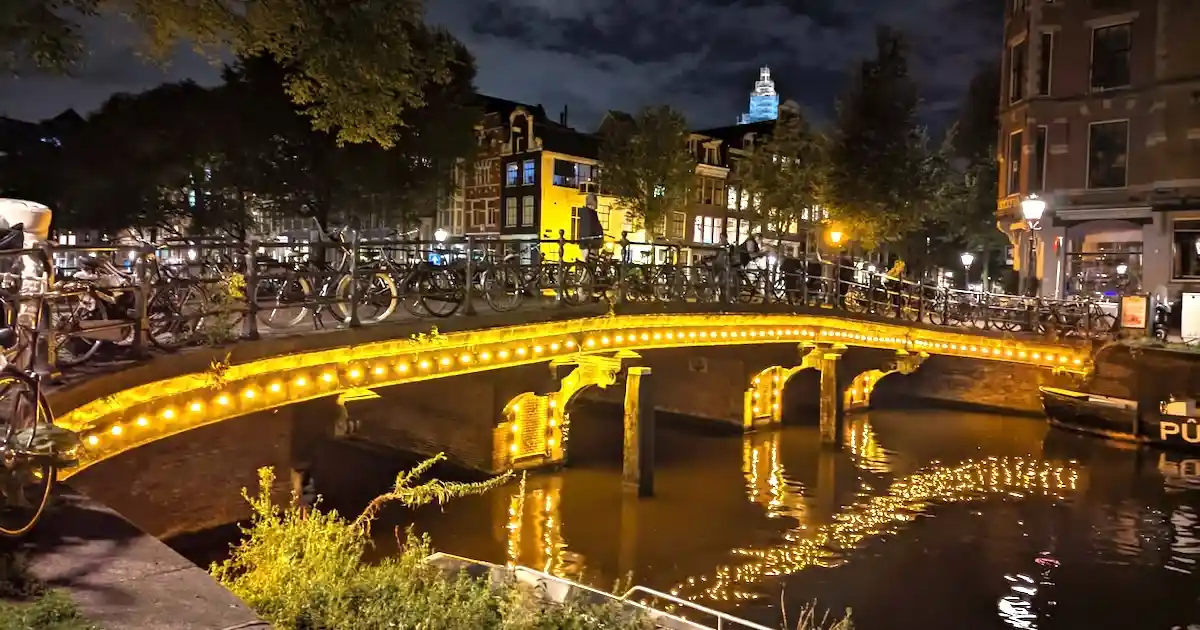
0,0,1001,130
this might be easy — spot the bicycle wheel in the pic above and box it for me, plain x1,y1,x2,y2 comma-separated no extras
0,367,60,537
148,283,206,351
333,272,399,324
258,274,313,329
480,264,525,312
52,294,107,367
418,267,465,318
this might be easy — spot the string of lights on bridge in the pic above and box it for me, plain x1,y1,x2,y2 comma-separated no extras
62,318,1090,475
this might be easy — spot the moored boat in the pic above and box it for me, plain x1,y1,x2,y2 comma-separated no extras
1039,387,1200,452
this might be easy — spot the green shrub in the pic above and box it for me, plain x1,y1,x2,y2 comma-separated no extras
0,553,94,630
212,454,851,629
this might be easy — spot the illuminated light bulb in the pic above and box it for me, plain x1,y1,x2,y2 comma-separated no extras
753,406,760,413
652,333,661,341
270,382,282,393
1005,350,1014,357
533,345,544,354
615,335,625,343
565,339,576,348
1032,353,1041,360
688,332,697,339
512,404,521,413
981,348,990,354
700,331,708,338
217,395,230,406
509,443,518,453
548,438,557,447
439,357,451,367
749,331,758,337
710,330,718,338
162,408,176,419
601,337,611,345
548,399,557,408
516,347,527,357
666,332,674,340
1044,354,1055,362
1018,351,1027,358
349,368,362,379
511,422,520,433
1073,357,1082,365
720,331,729,338
772,403,779,410
419,360,431,370
641,333,649,341
374,366,387,376
459,354,472,364
296,376,308,386
190,401,203,412
136,416,148,427
549,418,557,427
244,388,257,399
479,351,491,361
87,435,99,446
111,425,123,436
322,372,335,382
396,363,409,373
550,342,560,351
585,339,596,348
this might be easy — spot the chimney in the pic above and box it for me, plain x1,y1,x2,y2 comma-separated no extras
560,104,568,127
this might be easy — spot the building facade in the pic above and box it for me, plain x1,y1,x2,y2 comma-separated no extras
998,0,1200,301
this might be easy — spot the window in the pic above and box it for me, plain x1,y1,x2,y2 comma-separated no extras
1091,24,1131,91
505,163,518,187
726,218,753,246
1037,32,1054,96
726,187,739,210
695,177,722,205
1007,131,1023,196
670,212,686,239
1087,120,1128,189
504,197,517,227
522,159,536,185
521,196,535,226
1009,39,1028,103
551,159,594,187
1032,126,1048,192
1172,219,1200,280
692,216,723,244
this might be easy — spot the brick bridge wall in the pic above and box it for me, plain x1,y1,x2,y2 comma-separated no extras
65,343,1072,538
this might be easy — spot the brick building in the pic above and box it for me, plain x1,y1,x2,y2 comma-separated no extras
998,0,1200,300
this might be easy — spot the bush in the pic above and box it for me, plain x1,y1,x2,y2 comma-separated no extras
212,454,852,629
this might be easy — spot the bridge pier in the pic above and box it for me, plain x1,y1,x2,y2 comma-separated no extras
622,367,655,497
818,348,846,447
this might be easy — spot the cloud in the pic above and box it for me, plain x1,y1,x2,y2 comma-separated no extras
0,0,999,130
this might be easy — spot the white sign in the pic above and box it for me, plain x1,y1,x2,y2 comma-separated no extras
1120,294,1148,329
1182,293,1200,343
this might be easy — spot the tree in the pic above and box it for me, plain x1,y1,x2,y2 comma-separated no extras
738,104,824,241
598,105,695,240
2,0,463,147
823,26,946,251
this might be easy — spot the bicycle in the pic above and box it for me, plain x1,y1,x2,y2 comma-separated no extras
0,326,79,537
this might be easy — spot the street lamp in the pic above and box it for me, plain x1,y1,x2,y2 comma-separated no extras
1019,194,1047,296
434,228,448,243
960,251,975,269
828,230,844,246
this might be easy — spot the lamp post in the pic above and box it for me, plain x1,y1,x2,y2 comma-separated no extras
434,228,448,243
1020,194,1046,296
960,252,975,290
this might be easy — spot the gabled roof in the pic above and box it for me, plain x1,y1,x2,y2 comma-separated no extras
692,120,776,148
475,95,548,123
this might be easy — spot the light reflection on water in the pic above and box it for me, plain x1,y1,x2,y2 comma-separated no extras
379,407,1200,630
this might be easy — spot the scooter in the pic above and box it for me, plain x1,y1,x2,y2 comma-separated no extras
1153,295,1182,341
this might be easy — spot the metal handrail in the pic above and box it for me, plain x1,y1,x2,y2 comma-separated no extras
620,585,775,630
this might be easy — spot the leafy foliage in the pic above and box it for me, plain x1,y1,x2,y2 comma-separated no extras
738,105,825,238
199,272,245,346
2,0,465,147
211,459,670,629
823,27,950,250
599,106,696,239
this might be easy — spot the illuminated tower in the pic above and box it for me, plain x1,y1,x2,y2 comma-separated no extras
738,67,779,124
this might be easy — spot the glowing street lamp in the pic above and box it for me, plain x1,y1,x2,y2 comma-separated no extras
960,252,975,269
1020,194,1046,230
434,228,448,242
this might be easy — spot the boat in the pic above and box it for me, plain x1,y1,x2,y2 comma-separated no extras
1039,387,1200,452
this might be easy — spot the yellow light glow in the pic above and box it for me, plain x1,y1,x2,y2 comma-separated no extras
322,372,335,382
550,343,560,351
509,443,518,453
533,345,544,354
396,363,409,373
548,438,557,447
512,404,521,413
516,347,527,357
615,335,624,343
217,395,230,406
349,368,362,379
136,416,148,427
295,376,308,387
565,339,576,348
244,388,256,399
439,357,452,367
374,366,386,375
419,360,431,369
190,402,203,412
511,422,520,433
601,337,610,345
87,435,99,446
460,354,472,364
162,408,175,419
480,351,491,361
110,425,122,436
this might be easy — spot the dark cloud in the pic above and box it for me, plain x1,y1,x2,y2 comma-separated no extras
0,0,1000,130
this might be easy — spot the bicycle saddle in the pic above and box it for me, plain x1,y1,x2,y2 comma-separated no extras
0,327,17,349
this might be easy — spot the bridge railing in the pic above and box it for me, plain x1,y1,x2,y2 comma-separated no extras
0,231,1132,373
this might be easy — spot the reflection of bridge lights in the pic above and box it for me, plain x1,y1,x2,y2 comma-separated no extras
671,457,1080,605
504,475,566,577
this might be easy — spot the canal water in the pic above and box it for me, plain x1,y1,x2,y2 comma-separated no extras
177,403,1200,629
